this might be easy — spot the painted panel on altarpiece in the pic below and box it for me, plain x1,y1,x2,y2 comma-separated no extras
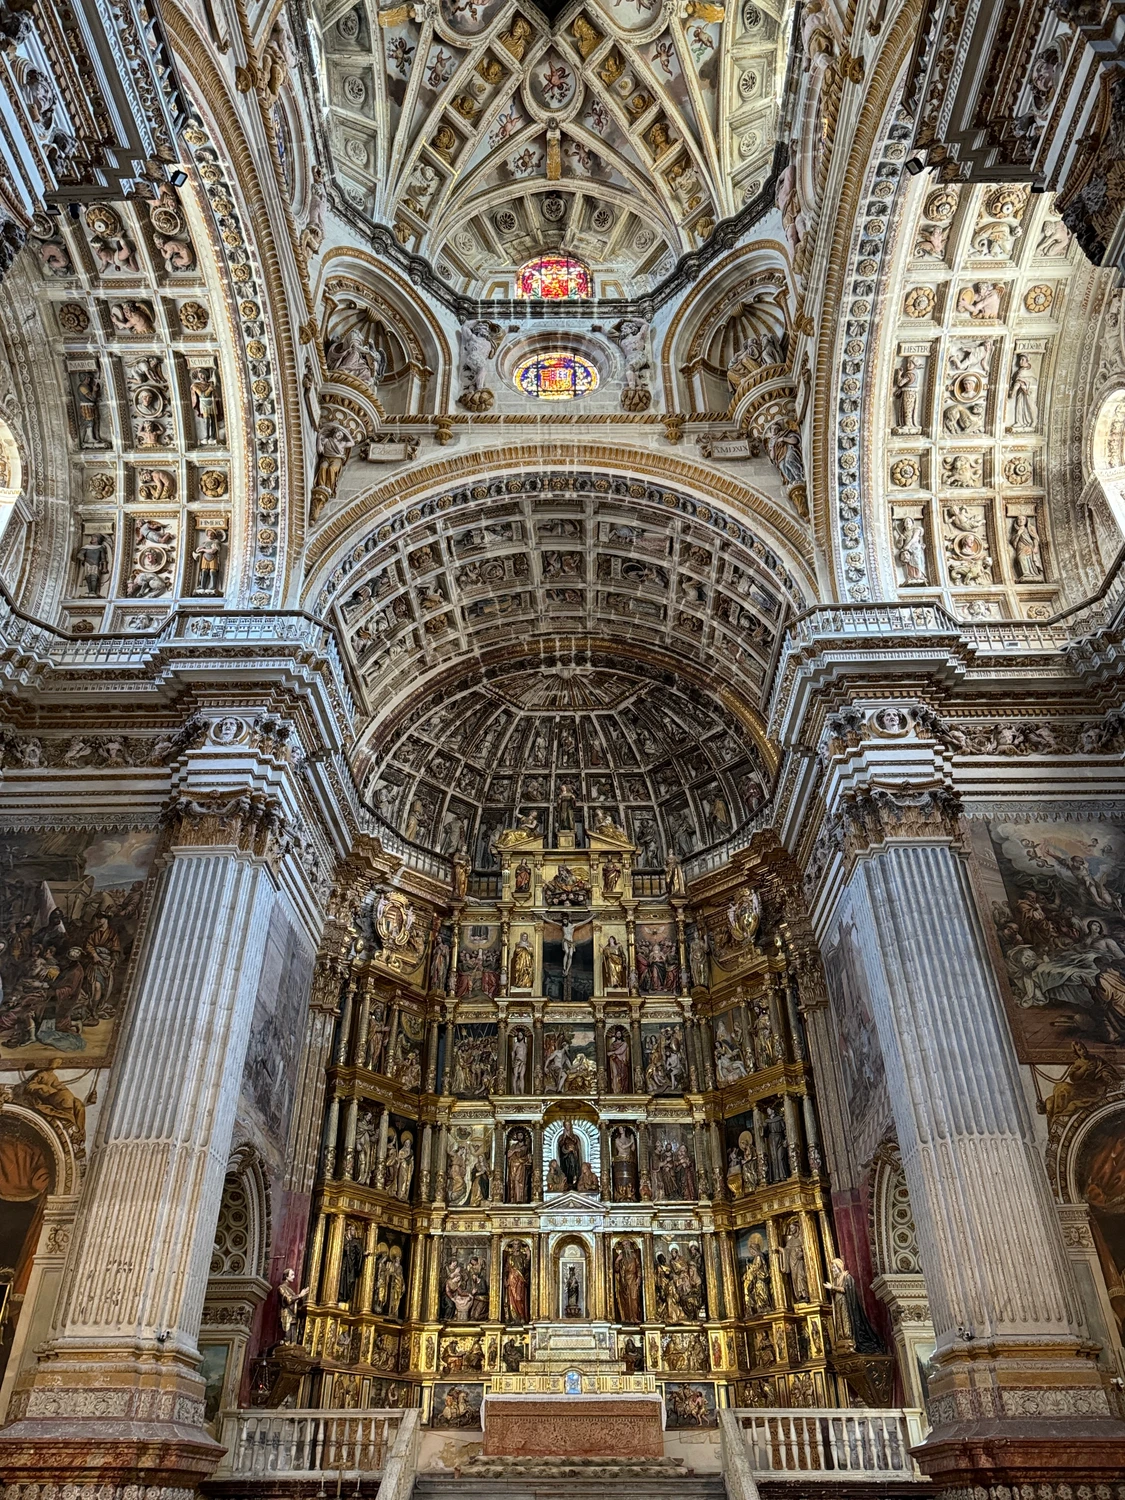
429,1381,485,1427
664,1381,718,1428
543,1020,598,1092
439,1236,491,1321
970,816,1125,1063
649,1122,698,1199
449,1022,498,1096
652,1233,707,1321
0,827,157,1065
636,921,681,993
641,1021,689,1094
455,923,501,998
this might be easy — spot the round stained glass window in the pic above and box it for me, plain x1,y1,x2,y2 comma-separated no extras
514,352,599,401
517,255,591,299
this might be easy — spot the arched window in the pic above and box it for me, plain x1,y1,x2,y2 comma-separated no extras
516,255,591,299
514,351,599,400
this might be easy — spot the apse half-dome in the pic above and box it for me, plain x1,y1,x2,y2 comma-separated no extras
367,664,768,867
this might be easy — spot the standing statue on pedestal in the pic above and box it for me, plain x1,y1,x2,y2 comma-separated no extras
277,1268,308,1342
556,780,577,837
337,1222,365,1305
558,1118,582,1190
826,1257,883,1353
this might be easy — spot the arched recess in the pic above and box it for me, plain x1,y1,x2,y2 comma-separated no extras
315,248,453,414
0,1098,83,1421
163,0,309,608
199,1145,272,1427
1049,1094,1125,1379
867,1139,934,1412
660,240,795,415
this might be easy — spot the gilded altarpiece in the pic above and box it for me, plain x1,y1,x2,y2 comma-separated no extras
289,832,853,1418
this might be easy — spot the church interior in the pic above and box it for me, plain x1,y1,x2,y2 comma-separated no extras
0,0,1122,1495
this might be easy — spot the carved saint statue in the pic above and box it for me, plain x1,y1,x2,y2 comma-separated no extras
509,1027,529,1093
1010,514,1044,579
277,1268,309,1341
613,1238,644,1323
505,1128,532,1203
1008,353,1038,430
510,932,534,989
602,934,627,990
558,1119,582,1190
826,1257,883,1353
606,1024,632,1092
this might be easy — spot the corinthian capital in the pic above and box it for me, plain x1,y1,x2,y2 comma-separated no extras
162,786,290,865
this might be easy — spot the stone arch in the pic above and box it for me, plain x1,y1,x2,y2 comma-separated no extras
210,1144,271,1283
659,242,794,414
866,1137,934,1411
316,248,453,412
550,1232,594,1320
199,1144,272,1425
0,1099,82,1418
869,1139,921,1276
1050,1094,1125,1368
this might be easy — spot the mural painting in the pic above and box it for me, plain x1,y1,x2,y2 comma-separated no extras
0,828,157,1064
972,818,1125,1062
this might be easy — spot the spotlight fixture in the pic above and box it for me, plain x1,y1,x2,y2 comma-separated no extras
168,169,188,187
905,155,926,175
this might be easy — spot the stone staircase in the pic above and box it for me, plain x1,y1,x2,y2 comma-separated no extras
413,1454,728,1500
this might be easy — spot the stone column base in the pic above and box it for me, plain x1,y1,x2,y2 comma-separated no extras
0,1349,224,1494
915,1421,1125,1497
0,1424,221,1495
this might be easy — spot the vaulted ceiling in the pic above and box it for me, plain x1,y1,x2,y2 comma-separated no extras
366,663,769,865
312,0,790,294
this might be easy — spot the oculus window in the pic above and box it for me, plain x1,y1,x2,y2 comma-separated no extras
513,352,599,401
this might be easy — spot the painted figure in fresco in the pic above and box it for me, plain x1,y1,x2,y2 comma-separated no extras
613,1238,643,1322
506,1127,532,1202
1042,1042,1121,1125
